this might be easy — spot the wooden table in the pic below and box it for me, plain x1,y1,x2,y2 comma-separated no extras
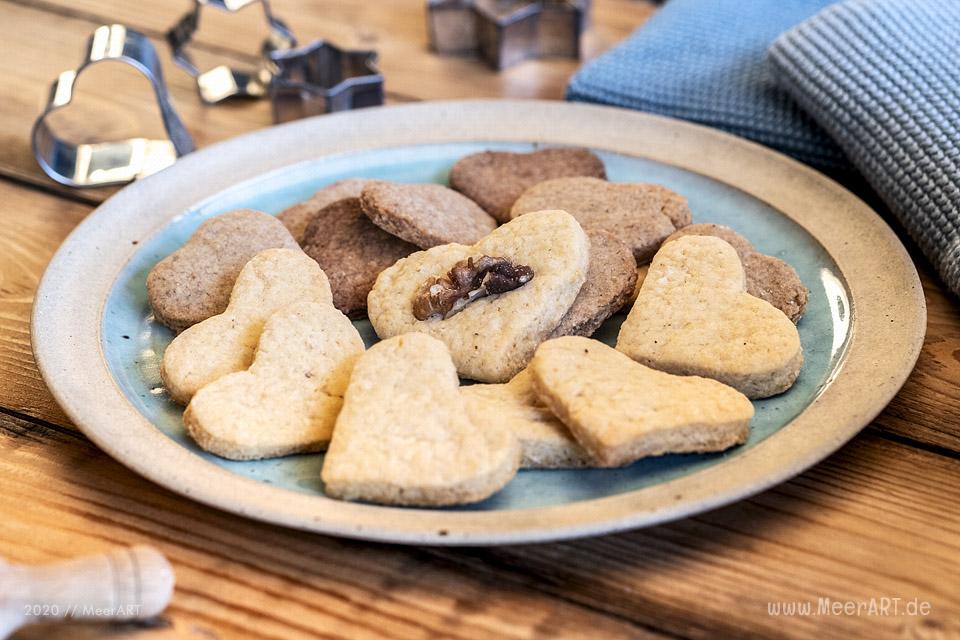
1,1,958,638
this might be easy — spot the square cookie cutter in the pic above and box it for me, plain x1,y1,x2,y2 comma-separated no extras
167,0,296,104
31,24,195,188
269,40,384,123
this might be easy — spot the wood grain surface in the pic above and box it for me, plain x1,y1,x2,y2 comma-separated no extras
1,0,958,638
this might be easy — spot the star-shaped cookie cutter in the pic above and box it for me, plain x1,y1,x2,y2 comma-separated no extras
31,24,195,188
268,40,384,123
167,0,296,104
427,0,590,70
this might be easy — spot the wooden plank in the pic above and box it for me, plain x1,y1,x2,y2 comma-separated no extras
0,181,89,427
3,410,958,639
428,432,960,639
0,410,664,640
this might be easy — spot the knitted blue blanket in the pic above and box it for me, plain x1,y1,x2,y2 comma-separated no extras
568,0,960,296
770,0,960,296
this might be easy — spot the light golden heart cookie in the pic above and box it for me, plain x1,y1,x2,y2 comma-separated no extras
617,236,802,398
322,333,520,506
367,210,590,382
161,248,333,404
462,369,592,469
530,337,754,467
658,223,809,322
183,301,364,460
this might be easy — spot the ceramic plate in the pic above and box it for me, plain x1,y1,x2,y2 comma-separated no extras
33,101,925,545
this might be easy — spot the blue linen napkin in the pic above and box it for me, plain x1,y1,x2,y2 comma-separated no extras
567,0,960,296
566,0,846,173
769,0,960,296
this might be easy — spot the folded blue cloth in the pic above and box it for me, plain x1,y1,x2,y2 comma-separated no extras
566,0,846,172
568,0,960,296
770,0,960,295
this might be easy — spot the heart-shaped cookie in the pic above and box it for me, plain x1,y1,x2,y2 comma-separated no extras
662,223,809,322
184,301,364,460
301,197,418,317
462,369,592,469
147,209,299,331
161,248,333,404
624,264,648,309
367,210,590,382
550,231,637,338
510,177,692,263
448,148,607,223
277,178,369,243
530,337,754,467
360,181,497,248
617,235,803,398
322,333,520,506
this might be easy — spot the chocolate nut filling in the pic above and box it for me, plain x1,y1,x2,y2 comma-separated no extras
412,256,534,320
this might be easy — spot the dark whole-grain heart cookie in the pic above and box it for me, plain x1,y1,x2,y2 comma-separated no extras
550,231,637,338
359,181,497,248
301,198,418,317
448,148,606,223
277,178,369,243
510,177,692,263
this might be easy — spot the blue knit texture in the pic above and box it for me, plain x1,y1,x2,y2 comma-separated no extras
770,0,960,296
566,0,847,172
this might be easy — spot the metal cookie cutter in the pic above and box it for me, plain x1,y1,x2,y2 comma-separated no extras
167,0,296,104
31,24,195,188
427,0,591,70
269,40,384,123
427,0,479,55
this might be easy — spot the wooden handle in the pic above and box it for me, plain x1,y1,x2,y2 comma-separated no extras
0,545,174,637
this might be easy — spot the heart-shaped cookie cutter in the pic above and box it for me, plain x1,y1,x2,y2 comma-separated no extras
268,40,384,123
167,0,296,104
31,24,195,188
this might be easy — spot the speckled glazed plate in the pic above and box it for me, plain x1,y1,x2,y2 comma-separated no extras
33,101,925,545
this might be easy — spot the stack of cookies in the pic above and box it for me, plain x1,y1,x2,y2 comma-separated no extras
147,147,810,507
